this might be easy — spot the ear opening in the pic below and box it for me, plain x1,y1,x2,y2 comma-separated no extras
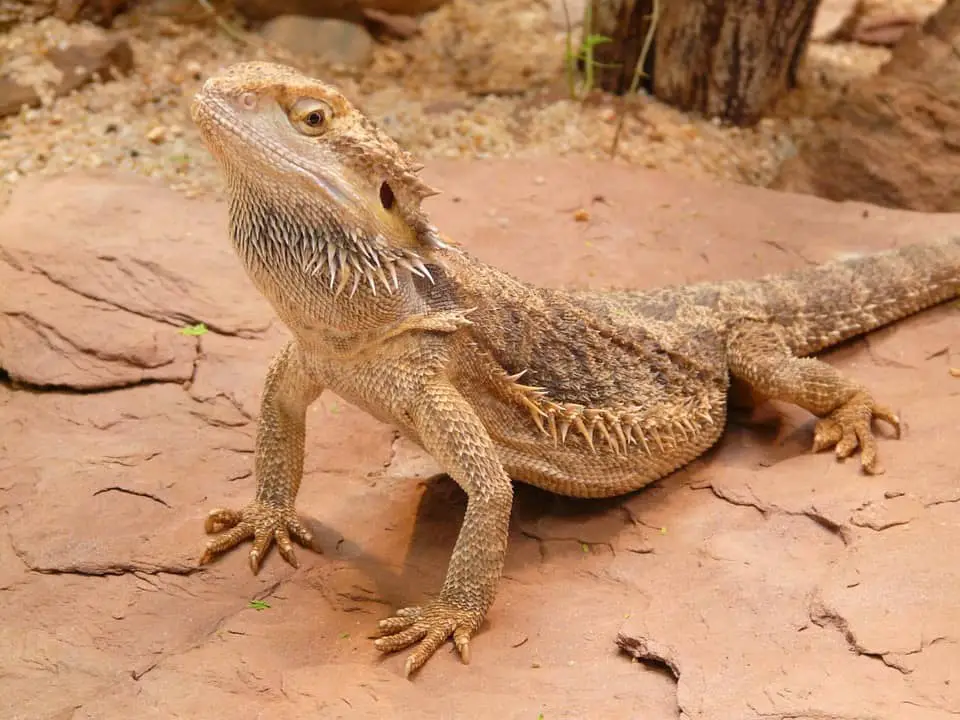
379,181,396,210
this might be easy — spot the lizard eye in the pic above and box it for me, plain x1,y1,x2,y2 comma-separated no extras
290,98,332,136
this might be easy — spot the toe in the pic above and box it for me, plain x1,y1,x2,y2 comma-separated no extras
873,404,901,438
375,623,428,653
834,429,859,460
453,626,472,664
811,392,899,474
249,529,276,573
403,622,456,678
812,419,842,453
287,516,314,545
375,613,419,636
372,601,482,675
275,527,299,568
200,523,254,564
205,508,242,534
855,426,882,475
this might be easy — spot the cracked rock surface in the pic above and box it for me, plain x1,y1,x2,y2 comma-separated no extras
1,162,958,719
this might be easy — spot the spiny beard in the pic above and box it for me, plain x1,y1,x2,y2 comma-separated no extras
226,174,435,299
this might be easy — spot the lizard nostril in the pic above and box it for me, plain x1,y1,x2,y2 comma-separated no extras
379,181,395,211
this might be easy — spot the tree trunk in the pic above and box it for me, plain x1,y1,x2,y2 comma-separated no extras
591,0,822,126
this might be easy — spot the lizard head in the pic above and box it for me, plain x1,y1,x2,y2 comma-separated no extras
191,61,443,291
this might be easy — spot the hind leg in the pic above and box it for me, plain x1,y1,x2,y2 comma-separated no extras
726,320,900,474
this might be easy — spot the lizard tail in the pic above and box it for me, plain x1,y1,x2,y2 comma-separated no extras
755,236,960,356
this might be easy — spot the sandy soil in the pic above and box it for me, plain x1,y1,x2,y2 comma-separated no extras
0,0,942,206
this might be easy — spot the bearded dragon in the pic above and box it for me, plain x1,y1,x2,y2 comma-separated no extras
190,61,960,677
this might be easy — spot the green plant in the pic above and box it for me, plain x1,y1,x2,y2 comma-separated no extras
248,599,271,611
562,1,617,101
179,322,208,336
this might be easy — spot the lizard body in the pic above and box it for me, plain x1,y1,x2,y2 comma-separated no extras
190,62,960,676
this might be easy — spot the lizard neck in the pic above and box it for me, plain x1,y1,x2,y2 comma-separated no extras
224,175,446,346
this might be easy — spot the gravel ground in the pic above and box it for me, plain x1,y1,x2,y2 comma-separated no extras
0,0,942,206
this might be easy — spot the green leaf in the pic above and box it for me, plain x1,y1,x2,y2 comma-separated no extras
179,323,208,336
582,34,612,48
248,599,271,611
339,631,351,639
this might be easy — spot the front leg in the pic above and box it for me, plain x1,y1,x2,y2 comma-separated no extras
373,377,513,677
200,340,324,572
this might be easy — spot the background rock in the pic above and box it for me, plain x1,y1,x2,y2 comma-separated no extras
773,0,960,212
0,33,133,118
259,15,374,67
232,0,446,23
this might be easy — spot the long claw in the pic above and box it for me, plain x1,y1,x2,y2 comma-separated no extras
198,501,313,572
874,405,901,437
275,527,299,567
811,391,899,475
373,600,482,677
453,627,471,664
404,626,452,677
200,523,254,565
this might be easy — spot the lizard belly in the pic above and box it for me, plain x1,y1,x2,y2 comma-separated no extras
472,387,728,499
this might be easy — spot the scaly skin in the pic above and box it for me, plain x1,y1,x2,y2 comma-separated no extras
190,61,960,677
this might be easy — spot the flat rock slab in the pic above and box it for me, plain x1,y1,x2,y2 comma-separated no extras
1,162,958,720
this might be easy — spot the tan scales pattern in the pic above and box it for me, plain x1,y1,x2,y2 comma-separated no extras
493,364,717,458
190,61,960,678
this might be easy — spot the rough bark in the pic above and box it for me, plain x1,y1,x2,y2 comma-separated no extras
592,0,823,126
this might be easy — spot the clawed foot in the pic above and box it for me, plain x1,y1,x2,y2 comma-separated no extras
812,391,900,475
372,600,482,677
199,502,314,573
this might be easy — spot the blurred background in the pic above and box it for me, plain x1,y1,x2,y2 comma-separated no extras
1,0,955,211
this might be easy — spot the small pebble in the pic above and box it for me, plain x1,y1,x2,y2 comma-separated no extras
146,126,167,144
